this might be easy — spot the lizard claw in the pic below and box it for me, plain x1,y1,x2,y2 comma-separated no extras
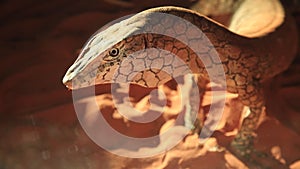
229,142,288,169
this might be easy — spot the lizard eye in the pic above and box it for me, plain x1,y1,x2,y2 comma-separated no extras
109,48,119,57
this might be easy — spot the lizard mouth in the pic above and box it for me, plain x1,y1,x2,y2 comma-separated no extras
62,71,113,90
62,69,77,89
63,79,73,90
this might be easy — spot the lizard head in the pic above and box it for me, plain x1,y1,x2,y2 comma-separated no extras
62,10,173,90
62,32,148,90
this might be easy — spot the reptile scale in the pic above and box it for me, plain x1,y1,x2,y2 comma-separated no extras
63,0,298,167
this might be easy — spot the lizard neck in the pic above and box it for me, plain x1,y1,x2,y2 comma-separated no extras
145,6,298,82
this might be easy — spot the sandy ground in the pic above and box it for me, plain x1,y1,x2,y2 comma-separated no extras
0,0,300,168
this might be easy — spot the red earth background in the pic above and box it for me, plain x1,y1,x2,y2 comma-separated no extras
0,0,300,168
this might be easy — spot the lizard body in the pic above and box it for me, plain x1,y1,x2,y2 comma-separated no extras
63,0,298,167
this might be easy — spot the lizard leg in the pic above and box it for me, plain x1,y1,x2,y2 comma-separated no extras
230,88,287,168
230,83,265,159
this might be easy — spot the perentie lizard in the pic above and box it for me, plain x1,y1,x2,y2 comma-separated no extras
62,0,298,167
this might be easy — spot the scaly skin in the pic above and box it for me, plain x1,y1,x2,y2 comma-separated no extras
63,1,298,167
